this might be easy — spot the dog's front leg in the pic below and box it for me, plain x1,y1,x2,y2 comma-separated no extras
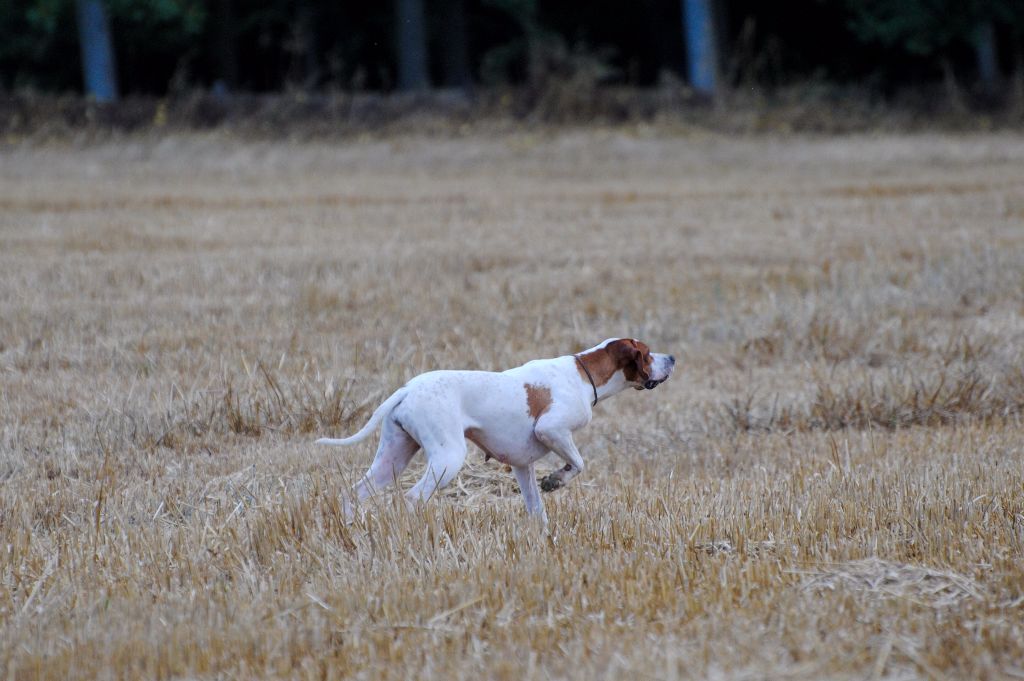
533,419,585,493
512,463,547,525
539,462,581,492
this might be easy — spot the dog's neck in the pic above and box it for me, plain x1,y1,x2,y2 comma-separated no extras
574,355,599,406
590,371,630,405
573,348,632,407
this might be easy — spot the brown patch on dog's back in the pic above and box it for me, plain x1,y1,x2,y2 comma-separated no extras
525,383,552,420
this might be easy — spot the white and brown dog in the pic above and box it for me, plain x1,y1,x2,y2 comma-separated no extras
317,338,675,523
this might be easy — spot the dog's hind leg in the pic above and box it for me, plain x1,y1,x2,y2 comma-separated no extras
348,418,420,517
405,440,467,506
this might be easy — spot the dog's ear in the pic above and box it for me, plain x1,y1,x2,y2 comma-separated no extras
630,342,651,381
610,339,650,381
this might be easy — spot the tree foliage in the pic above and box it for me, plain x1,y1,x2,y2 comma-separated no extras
845,0,1021,56
0,0,1020,95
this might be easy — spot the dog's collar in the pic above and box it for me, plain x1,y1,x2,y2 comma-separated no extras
574,355,599,407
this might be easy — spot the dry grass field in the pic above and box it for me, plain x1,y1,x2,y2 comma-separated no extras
2,128,1024,680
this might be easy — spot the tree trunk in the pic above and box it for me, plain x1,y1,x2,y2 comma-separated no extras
940,57,967,114
212,0,238,93
1010,47,1023,117
681,0,718,96
439,0,471,89
75,0,118,101
292,1,320,90
396,0,430,91
974,20,999,97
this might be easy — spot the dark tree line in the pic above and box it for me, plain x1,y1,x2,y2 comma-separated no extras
1,0,1021,102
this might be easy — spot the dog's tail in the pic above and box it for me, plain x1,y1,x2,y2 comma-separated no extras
315,387,409,446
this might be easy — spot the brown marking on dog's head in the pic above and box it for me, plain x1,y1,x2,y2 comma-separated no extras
614,338,653,383
525,383,552,420
577,338,653,386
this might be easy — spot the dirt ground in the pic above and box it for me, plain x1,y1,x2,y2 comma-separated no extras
1,128,1023,679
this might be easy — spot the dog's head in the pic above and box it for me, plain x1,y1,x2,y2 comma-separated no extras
578,338,676,392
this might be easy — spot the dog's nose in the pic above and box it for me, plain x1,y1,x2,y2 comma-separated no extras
668,355,676,364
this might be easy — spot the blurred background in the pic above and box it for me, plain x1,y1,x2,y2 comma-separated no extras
1,0,1022,131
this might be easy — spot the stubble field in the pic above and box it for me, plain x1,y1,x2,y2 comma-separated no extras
1,128,1024,680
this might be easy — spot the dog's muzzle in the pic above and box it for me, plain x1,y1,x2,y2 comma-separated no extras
639,354,675,390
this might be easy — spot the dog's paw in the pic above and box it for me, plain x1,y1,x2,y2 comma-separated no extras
539,474,563,492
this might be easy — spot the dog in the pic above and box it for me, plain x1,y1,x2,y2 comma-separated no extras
316,338,675,524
